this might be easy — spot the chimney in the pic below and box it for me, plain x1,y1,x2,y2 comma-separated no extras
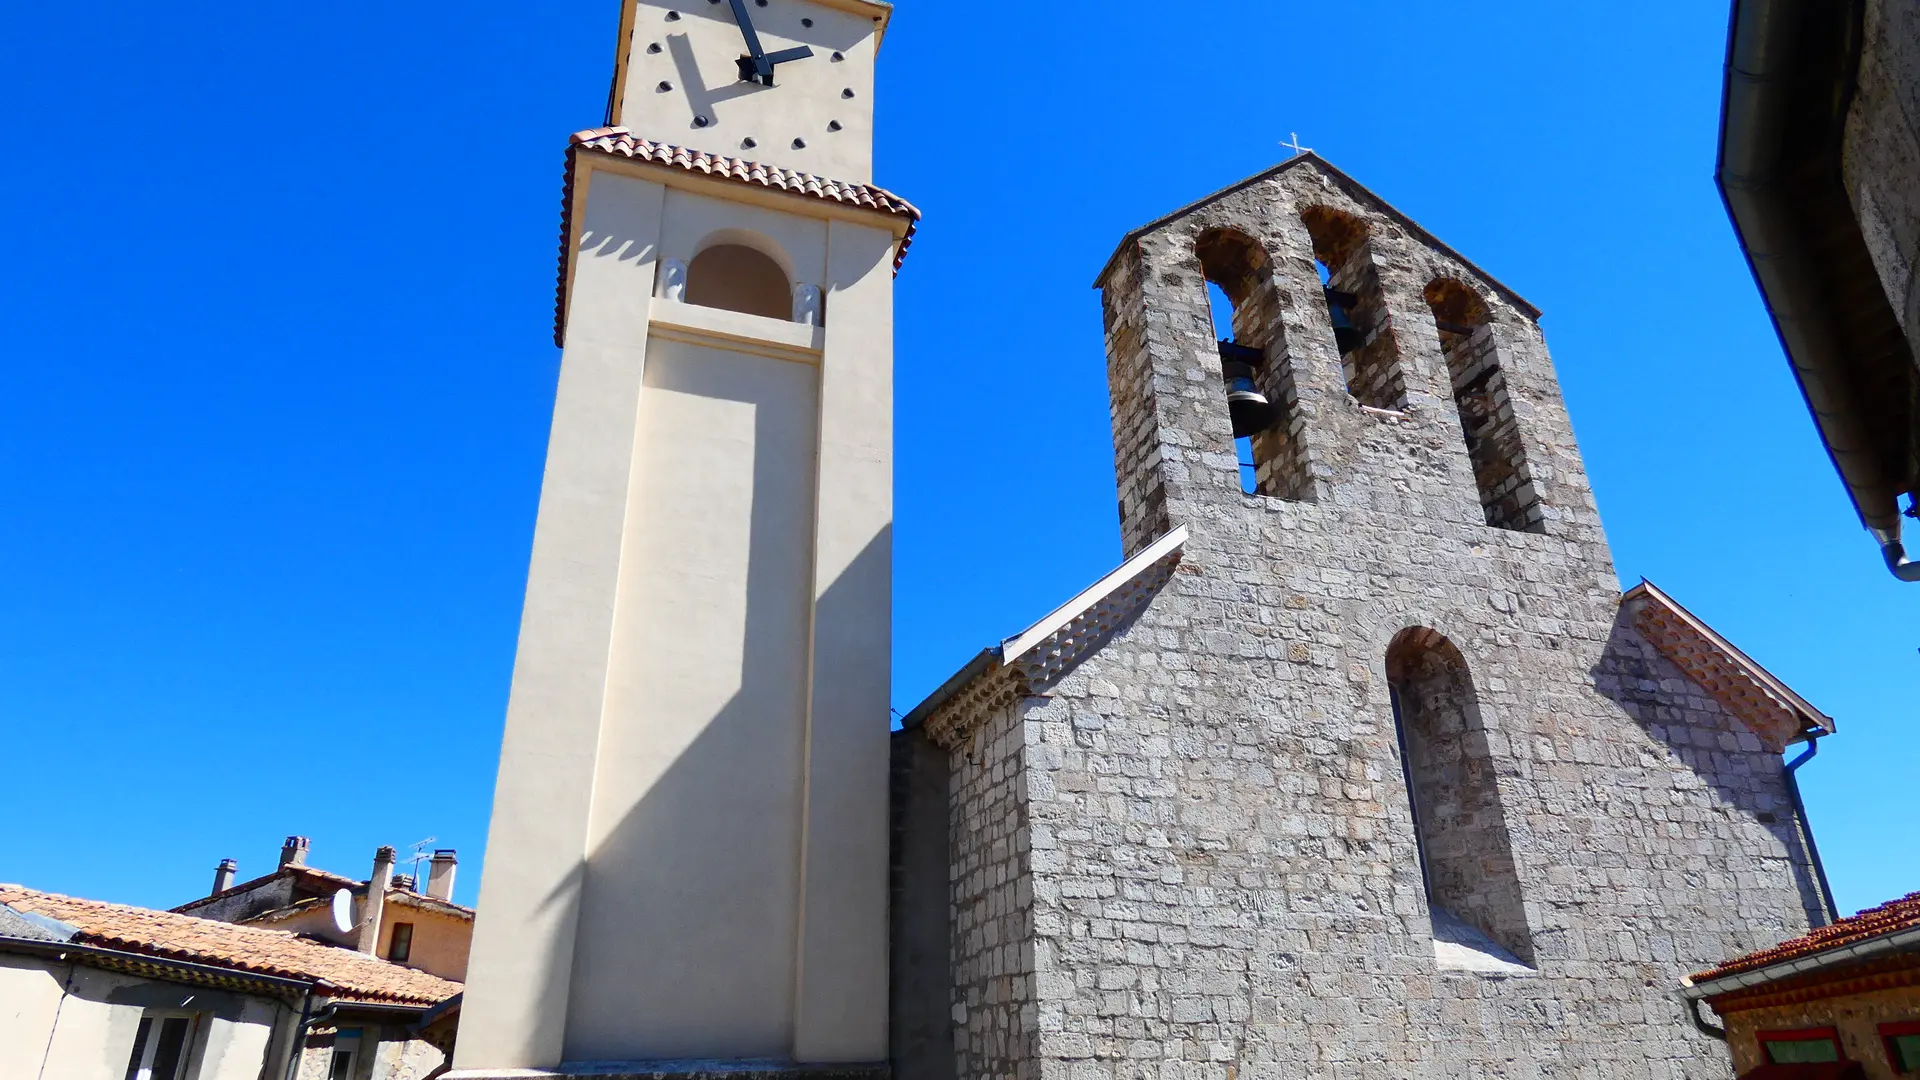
278,836,310,869
425,849,457,901
356,846,397,955
209,859,238,896
391,874,416,892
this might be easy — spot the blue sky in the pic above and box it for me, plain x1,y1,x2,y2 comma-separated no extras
0,1,1910,918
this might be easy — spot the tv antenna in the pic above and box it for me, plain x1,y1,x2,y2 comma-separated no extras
400,837,437,884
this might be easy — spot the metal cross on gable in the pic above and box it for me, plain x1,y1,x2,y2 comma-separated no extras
1280,132,1313,157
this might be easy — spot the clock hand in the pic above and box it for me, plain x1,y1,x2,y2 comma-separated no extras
726,0,774,80
726,0,813,86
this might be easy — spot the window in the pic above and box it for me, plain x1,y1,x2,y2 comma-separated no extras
123,1014,195,1080
329,1029,362,1080
1423,277,1543,533
1386,627,1533,967
1193,227,1311,502
1882,1021,1920,1073
684,243,792,321
1300,205,1404,411
1761,1027,1844,1065
387,921,414,963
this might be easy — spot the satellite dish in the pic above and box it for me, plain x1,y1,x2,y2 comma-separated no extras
329,888,355,935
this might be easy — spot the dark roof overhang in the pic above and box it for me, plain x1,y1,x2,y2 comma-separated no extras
1717,0,1920,574
0,934,318,1004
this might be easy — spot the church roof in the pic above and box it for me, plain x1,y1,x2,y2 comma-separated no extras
554,127,921,346
1623,579,1834,751
1094,152,1541,321
900,526,1189,748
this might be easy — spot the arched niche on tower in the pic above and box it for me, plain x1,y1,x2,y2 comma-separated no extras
683,229,800,323
1385,626,1535,968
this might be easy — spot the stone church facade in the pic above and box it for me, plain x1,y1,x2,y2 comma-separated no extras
891,155,1834,1080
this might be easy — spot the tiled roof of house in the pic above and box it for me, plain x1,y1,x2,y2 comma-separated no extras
1623,580,1833,752
172,864,361,914
1692,892,1920,983
244,887,473,931
0,885,460,1007
554,127,921,346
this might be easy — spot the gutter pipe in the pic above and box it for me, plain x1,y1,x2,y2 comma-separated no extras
1717,0,1920,580
1873,525,1920,582
1785,731,1840,926
281,991,318,1080
1688,997,1728,1041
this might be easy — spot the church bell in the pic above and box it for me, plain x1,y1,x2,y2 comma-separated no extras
1324,286,1365,354
1218,340,1277,437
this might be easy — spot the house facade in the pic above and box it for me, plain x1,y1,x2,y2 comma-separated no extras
0,884,459,1080
1686,891,1920,1079
178,836,472,983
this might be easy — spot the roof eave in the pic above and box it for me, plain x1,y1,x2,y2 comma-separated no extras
1716,0,1917,541
1683,923,1920,1000
1622,579,1835,738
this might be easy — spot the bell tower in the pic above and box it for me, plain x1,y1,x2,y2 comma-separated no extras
453,0,912,1074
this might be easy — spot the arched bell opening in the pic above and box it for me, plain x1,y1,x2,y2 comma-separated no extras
1193,227,1312,502
1301,206,1405,411
1424,278,1544,534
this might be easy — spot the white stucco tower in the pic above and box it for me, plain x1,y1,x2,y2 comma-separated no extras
453,0,912,1073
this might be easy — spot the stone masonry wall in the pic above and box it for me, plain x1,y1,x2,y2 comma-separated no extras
949,701,1040,1080
934,157,1824,1080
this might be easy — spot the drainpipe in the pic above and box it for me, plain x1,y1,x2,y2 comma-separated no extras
1785,731,1840,925
1688,997,1728,1041
280,990,316,1080
1873,523,1920,582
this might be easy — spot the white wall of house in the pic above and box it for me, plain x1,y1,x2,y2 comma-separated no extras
0,952,283,1080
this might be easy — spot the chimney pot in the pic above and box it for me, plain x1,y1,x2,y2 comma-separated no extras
357,847,398,954
278,836,310,869
210,858,238,897
425,849,458,902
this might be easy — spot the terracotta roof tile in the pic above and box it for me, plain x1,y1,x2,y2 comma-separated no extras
554,127,920,347
0,884,459,1007
1692,892,1920,983
172,864,360,913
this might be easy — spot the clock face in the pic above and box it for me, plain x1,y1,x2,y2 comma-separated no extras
619,0,881,182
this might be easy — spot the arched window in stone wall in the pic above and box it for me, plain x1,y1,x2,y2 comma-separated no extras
685,243,794,322
1386,627,1534,967
1300,206,1405,411
1194,228,1311,501
1425,279,1544,534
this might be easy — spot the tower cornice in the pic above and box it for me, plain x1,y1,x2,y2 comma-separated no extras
553,127,919,346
